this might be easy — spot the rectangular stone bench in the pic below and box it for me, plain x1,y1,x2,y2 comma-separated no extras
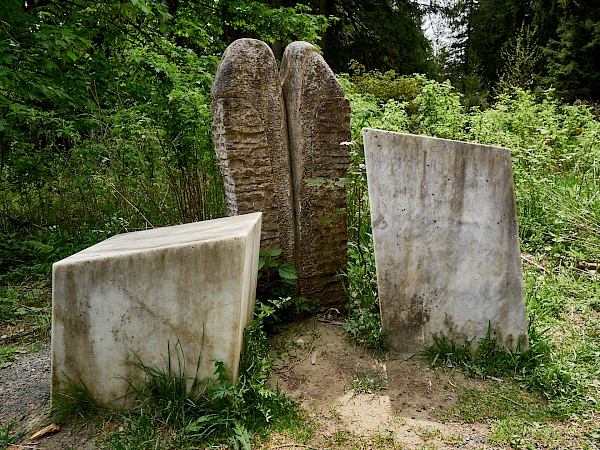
51,212,262,408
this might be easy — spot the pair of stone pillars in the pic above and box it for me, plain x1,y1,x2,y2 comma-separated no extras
211,39,351,306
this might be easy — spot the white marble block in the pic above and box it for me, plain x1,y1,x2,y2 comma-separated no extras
51,213,262,408
363,129,527,353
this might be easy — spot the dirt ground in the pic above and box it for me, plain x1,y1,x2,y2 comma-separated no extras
2,318,524,449
265,318,502,449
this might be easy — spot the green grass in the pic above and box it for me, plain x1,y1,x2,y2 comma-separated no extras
0,421,23,450
0,281,52,369
442,382,598,449
0,346,26,369
0,281,52,339
53,315,305,450
417,262,600,448
348,364,388,395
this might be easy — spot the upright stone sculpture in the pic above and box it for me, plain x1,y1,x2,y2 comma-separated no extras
363,129,528,353
280,42,351,305
211,39,351,306
211,39,295,261
52,213,262,408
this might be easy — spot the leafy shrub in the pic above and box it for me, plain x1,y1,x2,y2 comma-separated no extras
343,61,422,106
342,240,388,351
254,248,315,333
413,322,577,398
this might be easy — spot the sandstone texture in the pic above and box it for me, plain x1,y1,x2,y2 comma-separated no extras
211,39,295,261
280,41,351,306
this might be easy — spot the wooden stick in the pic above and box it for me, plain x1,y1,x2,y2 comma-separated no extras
500,395,526,408
521,255,548,273
29,423,60,441
270,445,317,450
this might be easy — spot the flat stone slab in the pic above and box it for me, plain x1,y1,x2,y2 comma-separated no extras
363,129,527,353
51,213,262,408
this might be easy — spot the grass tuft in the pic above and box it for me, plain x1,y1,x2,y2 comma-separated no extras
0,421,23,450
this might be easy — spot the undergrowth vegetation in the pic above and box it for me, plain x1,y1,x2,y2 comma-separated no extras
49,299,305,450
339,68,600,446
1,58,599,448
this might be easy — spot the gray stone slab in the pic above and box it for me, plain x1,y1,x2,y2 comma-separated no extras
363,129,527,353
51,213,262,408
280,41,351,306
211,39,295,261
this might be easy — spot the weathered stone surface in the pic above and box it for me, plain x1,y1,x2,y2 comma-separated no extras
280,41,351,306
51,213,262,408
363,129,528,353
211,39,295,261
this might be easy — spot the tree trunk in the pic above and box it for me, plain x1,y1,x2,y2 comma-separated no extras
272,0,282,59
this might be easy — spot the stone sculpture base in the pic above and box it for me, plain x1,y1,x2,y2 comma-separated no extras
363,129,528,353
51,213,262,408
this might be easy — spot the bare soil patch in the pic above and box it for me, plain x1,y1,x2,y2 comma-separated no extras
0,318,528,449
266,318,503,449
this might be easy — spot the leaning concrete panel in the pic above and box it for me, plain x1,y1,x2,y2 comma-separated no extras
363,129,527,353
280,41,351,306
211,39,295,261
51,213,262,408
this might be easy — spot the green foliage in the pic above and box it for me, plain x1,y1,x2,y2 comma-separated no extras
257,249,298,291
348,365,388,394
414,322,541,378
0,421,23,450
342,240,388,351
496,24,542,93
51,374,100,424
0,0,330,294
343,62,422,106
538,0,600,102
415,316,596,405
0,346,26,369
290,0,433,75
90,301,302,449
0,282,51,339
256,249,315,332
340,137,388,351
409,75,467,139
440,0,600,102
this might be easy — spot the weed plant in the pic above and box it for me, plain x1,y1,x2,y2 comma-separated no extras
86,302,301,449
255,248,316,333
51,374,100,424
348,364,388,394
341,139,389,350
0,421,23,450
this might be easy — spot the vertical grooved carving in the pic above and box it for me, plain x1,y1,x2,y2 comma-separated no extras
211,39,295,261
281,42,351,306
212,39,351,306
